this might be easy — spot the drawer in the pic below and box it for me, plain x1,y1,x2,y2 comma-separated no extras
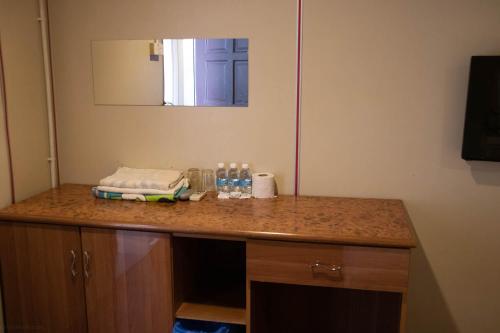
247,240,410,292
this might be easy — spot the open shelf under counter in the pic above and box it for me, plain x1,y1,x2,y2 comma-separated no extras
176,302,246,325
172,236,247,327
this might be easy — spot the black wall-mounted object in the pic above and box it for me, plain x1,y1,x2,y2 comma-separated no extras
462,56,500,162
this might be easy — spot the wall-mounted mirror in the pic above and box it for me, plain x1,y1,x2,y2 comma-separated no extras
91,39,248,107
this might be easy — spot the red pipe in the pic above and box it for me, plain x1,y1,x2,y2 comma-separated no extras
294,0,303,196
0,41,16,204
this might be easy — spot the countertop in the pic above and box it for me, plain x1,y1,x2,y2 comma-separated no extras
0,184,416,248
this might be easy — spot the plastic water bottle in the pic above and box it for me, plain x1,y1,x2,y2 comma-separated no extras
239,163,252,195
215,163,228,193
227,163,240,193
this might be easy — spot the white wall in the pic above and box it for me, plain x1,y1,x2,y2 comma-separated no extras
48,0,297,194
300,1,500,332
0,0,52,201
48,0,500,332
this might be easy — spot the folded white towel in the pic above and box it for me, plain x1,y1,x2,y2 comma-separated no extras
97,179,188,195
99,167,183,191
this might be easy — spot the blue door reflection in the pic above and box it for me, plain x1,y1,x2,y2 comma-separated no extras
163,38,248,107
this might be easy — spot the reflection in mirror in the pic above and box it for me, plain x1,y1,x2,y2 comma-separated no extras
91,39,248,107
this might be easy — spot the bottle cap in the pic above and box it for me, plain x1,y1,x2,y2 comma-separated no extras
230,162,237,168
242,163,249,169
217,162,224,168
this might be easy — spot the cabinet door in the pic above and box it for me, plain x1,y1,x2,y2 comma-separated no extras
0,222,87,333
81,228,173,333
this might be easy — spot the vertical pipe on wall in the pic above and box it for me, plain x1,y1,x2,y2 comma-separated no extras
0,40,16,204
38,0,58,188
294,0,303,196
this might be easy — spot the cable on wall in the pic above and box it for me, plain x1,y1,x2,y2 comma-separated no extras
294,0,303,196
0,40,16,204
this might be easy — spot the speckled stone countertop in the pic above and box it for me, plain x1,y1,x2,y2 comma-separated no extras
0,184,416,248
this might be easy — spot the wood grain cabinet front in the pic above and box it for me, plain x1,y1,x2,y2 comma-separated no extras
247,240,411,333
0,223,173,333
247,240,410,293
0,222,87,333
81,228,173,333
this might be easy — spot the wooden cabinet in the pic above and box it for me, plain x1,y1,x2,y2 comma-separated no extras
172,237,246,327
0,224,173,333
0,223,410,333
0,223,87,333
81,228,173,333
247,240,411,333
0,186,415,333
250,281,403,333
247,240,410,292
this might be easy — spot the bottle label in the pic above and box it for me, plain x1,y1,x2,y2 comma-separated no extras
228,178,240,187
216,178,227,187
240,178,252,187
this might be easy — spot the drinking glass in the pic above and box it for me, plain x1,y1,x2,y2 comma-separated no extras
202,169,215,192
187,168,201,192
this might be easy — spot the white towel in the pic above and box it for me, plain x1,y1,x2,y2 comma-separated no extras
97,179,188,195
99,167,183,191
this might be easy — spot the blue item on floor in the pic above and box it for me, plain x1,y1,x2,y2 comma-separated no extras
173,320,231,333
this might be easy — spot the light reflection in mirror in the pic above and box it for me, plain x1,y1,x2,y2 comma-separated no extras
163,39,195,106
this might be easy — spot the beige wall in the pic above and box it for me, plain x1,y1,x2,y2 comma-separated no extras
92,40,164,105
48,0,296,194
301,0,500,332
0,52,11,209
0,0,52,201
48,0,500,332
0,43,7,331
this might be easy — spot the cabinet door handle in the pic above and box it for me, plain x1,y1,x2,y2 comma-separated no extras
310,260,342,279
83,251,91,279
70,250,78,278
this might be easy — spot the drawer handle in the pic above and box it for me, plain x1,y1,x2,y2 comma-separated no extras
311,260,342,279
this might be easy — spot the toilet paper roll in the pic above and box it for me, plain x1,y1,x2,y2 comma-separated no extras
252,173,276,199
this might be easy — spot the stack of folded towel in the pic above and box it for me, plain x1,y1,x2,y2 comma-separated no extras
92,167,189,202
